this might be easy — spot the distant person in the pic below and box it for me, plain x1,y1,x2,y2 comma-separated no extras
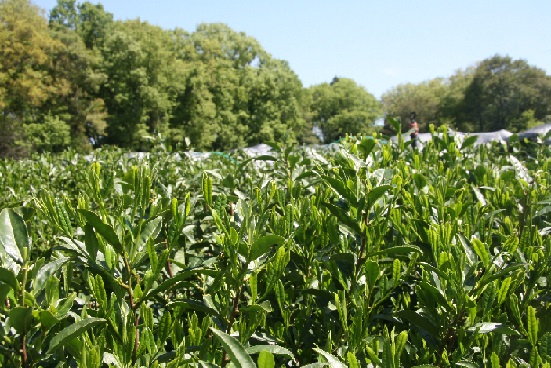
410,112,419,148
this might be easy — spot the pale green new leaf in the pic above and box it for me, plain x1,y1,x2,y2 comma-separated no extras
528,306,538,346
202,172,213,207
471,238,490,267
257,351,275,368
313,347,347,368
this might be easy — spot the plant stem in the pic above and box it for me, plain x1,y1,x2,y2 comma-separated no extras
222,286,242,367
21,335,28,368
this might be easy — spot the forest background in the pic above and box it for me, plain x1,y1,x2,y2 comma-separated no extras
2,0,551,158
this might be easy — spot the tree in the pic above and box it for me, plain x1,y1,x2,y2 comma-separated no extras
309,78,381,143
458,55,551,132
381,79,447,132
437,67,475,132
0,0,67,156
101,19,184,149
50,0,114,50
47,26,108,151
171,23,305,151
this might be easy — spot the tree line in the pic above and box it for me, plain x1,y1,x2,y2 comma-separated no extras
1,0,550,157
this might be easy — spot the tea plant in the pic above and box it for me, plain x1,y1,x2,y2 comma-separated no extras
1,124,551,367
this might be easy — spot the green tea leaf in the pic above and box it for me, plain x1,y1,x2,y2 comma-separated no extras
169,299,224,322
140,267,214,302
249,235,285,262
202,172,213,207
48,317,106,353
368,245,422,258
257,351,275,368
78,210,123,255
471,238,490,267
246,345,294,359
461,135,479,150
396,310,440,338
211,328,256,368
33,256,69,293
0,208,28,264
8,307,33,333
528,306,538,346
366,185,392,210
0,267,18,291
323,175,356,207
313,347,347,368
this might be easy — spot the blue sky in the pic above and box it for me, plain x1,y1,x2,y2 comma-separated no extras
34,0,551,99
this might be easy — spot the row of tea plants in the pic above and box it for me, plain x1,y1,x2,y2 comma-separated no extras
1,124,551,367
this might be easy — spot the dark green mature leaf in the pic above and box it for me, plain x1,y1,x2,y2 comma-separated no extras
0,208,28,264
0,267,18,291
396,310,440,338
535,206,551,218
48,317,106,353
541,333,551,359
412,173,427,189
78,210,123,255
9,307,33,333
250,235,285,262
141,267,215,302
211,328,256,368
84,222,99,261
137,217,162,247
417,281,451,312
322,175,356,207
170,299,224,322
322,202,361,234
33,256,69,293
254,155,278,162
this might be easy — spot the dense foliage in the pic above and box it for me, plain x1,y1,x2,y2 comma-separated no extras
1,123,551,367
2,0,551,157
0,0,378,156
382,56,551,133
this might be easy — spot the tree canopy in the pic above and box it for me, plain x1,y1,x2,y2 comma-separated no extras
1,0,550,157
309,77,381,143
382,56,551,133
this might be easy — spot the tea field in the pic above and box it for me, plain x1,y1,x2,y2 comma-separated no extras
1,127,551,367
